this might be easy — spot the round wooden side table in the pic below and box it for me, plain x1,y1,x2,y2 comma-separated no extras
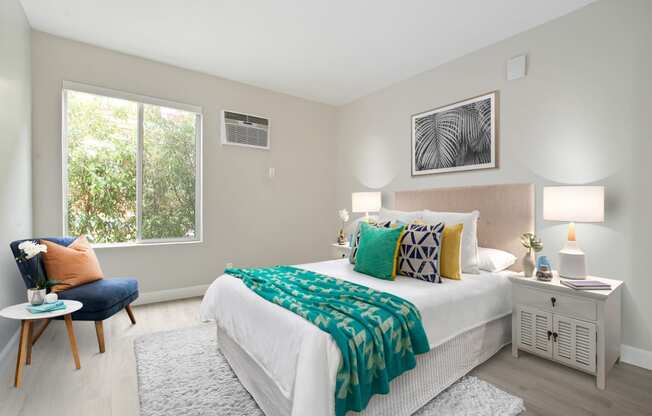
0,300,83,388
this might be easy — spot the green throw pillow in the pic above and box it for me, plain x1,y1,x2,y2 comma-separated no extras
354,222,405,280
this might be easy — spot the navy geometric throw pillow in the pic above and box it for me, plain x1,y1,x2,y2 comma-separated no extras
398,222,445,283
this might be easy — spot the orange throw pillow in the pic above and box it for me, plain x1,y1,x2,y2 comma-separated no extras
41,236,104,292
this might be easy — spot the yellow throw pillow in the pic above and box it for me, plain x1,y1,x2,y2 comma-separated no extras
440,224,464,280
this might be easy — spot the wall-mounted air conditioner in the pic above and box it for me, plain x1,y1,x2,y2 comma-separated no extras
221,110,270,150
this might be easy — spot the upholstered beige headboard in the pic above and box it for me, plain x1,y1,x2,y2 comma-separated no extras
394,183,534,271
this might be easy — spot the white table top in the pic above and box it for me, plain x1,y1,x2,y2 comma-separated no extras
508,273,623,300
0,300,83,320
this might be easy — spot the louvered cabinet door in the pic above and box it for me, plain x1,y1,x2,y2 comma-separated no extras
553,315,597,374
510,275,622,390
517,306,553,358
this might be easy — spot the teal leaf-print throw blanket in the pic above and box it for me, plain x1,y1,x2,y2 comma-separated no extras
225,266,430,416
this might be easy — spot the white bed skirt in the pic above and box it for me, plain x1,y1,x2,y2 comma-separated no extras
216,314,511,416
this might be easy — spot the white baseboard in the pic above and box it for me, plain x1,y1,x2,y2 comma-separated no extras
0,328,20,371
133,284,209,306
621,344,652,370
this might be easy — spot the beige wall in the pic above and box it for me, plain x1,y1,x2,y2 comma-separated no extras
630,0,652,362
23,0,652,363
0,0,32,353
31,32,337,297
335,0,652,355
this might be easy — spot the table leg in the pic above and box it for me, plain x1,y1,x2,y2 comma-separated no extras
63,314,81,369
14,320,31,388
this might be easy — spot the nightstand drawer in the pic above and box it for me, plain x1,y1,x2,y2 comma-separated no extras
515,286,597,321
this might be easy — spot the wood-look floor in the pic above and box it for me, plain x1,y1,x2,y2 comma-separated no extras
0,297,650,416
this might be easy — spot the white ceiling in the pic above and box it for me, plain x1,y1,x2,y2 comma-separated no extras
20,0,594,105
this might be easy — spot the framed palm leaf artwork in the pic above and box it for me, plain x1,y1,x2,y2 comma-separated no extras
411,92,497,176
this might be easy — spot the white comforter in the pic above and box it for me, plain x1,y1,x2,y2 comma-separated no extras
200,259,512,416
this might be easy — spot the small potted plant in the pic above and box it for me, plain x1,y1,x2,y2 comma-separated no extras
520,233,543,277
15,241,65,305
337,209,350,245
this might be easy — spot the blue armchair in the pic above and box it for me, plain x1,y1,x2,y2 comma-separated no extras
10,237,139,353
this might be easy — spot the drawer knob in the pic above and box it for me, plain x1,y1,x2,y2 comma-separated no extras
551,297,556,307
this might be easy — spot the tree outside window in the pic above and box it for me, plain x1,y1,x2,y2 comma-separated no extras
64,87,201,244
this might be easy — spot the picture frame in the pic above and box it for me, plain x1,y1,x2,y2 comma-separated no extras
411,91,497,176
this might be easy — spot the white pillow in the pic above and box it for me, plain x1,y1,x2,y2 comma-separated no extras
421,210,480,274
377,207,422,224
478,247,517,272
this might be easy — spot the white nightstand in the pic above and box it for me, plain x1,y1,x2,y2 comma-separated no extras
509,274,623,389
331,242,351,259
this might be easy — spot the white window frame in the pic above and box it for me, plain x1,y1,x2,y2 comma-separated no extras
61,81,203,248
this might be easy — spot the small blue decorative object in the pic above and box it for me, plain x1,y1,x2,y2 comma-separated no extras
536,255,552,271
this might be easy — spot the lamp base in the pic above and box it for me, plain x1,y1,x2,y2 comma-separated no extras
558,240,587,279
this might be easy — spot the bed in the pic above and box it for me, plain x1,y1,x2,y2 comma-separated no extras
200,183,534,416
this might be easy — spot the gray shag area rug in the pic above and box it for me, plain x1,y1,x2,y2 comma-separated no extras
134,325,525,416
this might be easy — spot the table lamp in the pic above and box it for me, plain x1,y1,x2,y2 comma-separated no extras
543,186,604,279
352,192,381,221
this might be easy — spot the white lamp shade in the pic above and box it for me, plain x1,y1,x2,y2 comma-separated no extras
352,192,382,213
543,186,604,223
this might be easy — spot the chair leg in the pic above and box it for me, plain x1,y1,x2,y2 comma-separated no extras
94,321,105,353
125,304,136,325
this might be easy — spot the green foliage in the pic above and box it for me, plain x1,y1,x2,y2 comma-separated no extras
35,277,68,291
520,232,543,253
66,91,197,243
142,105,197,240
67,92,137,243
